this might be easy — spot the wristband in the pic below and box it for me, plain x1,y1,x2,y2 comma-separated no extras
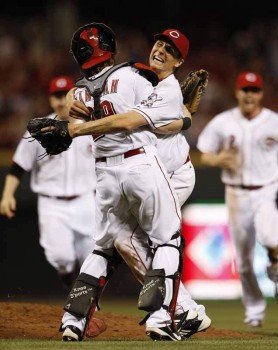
181,117,192,130
9,162,25,179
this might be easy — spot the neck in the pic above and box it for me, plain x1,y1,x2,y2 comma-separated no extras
241,106,262,120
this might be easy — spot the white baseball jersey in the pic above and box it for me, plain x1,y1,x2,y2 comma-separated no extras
197,107,278,186
13,113,97,273
197,106,278,320
75,66,181,244
138,74,190,173
75,65,156,158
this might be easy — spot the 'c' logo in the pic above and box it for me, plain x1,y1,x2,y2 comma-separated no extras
169,31,180,38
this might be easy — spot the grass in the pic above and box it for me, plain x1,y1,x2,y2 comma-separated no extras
1,298,278,350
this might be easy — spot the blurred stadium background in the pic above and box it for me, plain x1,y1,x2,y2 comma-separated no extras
0,1,277,301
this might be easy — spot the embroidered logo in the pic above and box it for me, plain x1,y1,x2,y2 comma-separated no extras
140,93,163,107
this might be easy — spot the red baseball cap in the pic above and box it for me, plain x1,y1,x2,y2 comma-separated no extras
154,29,190,60
236,72,263,90
48,76,75,95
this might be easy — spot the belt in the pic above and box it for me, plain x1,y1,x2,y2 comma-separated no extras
40,194,80,200
227,184,263,191
96,147,145,163
185,155,191,164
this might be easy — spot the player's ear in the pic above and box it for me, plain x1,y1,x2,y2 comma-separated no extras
174,59,184,68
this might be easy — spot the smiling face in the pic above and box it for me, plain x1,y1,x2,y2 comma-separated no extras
149,39,184,79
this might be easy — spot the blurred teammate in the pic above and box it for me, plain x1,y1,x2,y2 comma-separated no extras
197,72,278,327
0,76,96,291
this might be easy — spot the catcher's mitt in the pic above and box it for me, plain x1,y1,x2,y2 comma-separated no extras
180,69,209,115
26,117,72,156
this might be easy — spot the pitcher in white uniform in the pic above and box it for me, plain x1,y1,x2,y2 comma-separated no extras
0,76,96,291
197,72,278,327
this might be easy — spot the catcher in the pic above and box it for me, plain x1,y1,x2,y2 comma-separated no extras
27,26,209,341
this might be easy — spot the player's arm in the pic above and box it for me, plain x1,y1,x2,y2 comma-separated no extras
0,163,25,219
68,111,148,137
154,105,192,134
200,150,237,171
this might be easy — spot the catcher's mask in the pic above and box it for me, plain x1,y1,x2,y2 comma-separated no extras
70,22,117,70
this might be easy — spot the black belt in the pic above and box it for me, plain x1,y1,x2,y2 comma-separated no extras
227,184,263,191
96,147,145,163
40,194,80,201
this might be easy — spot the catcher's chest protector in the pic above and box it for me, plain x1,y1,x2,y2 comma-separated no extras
75,62,158,119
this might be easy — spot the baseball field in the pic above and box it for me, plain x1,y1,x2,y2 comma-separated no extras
1,298,277,350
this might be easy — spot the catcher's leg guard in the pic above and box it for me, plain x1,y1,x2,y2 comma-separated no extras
63,248,122,339
138,268,166,312
138,231,184,326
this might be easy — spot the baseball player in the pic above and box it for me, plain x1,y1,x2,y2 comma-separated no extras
197,72,278,327
65,28,211,339
113,29,211,337
0,76,96,291
59,22,191,342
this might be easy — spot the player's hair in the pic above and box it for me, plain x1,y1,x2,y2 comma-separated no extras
70,22,117,71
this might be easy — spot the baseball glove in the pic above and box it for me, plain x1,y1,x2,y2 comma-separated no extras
180,69,209,115
26,117,72,156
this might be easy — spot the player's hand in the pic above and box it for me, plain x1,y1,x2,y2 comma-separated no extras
66,89,91,121
217,147,238,172
69,100,91,121
0,195,17,219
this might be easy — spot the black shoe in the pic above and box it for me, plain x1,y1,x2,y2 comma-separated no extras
146,325,182,341
175,313,211,339
62,325,82,341
174,310,198,332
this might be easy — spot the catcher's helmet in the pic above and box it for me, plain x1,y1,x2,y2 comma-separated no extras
70,22,117,70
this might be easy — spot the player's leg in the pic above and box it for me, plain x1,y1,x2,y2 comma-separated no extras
60,245,118,341
70,191,97,267
122,152,183,340
170,162,211,336
142,233,184,341
114,219,200,335
38,196,77,291
226,187,266,326
255,183,278,299
61,165,129,341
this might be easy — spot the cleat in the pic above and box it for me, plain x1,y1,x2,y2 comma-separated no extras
62,325,82,341
146,325,182,341
175,313,211,339
244,318,262,327
174,309,198,332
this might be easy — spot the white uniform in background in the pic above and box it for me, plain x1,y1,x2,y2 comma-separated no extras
13,113,96,275
197,106,278,324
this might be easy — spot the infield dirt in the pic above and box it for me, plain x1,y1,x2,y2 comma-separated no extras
0,302,264,340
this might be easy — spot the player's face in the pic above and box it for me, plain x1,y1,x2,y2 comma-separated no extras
49,93,69,120
149,40,183,79
235,87,264,117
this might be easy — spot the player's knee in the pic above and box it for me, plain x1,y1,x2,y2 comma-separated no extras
46,250,75,274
